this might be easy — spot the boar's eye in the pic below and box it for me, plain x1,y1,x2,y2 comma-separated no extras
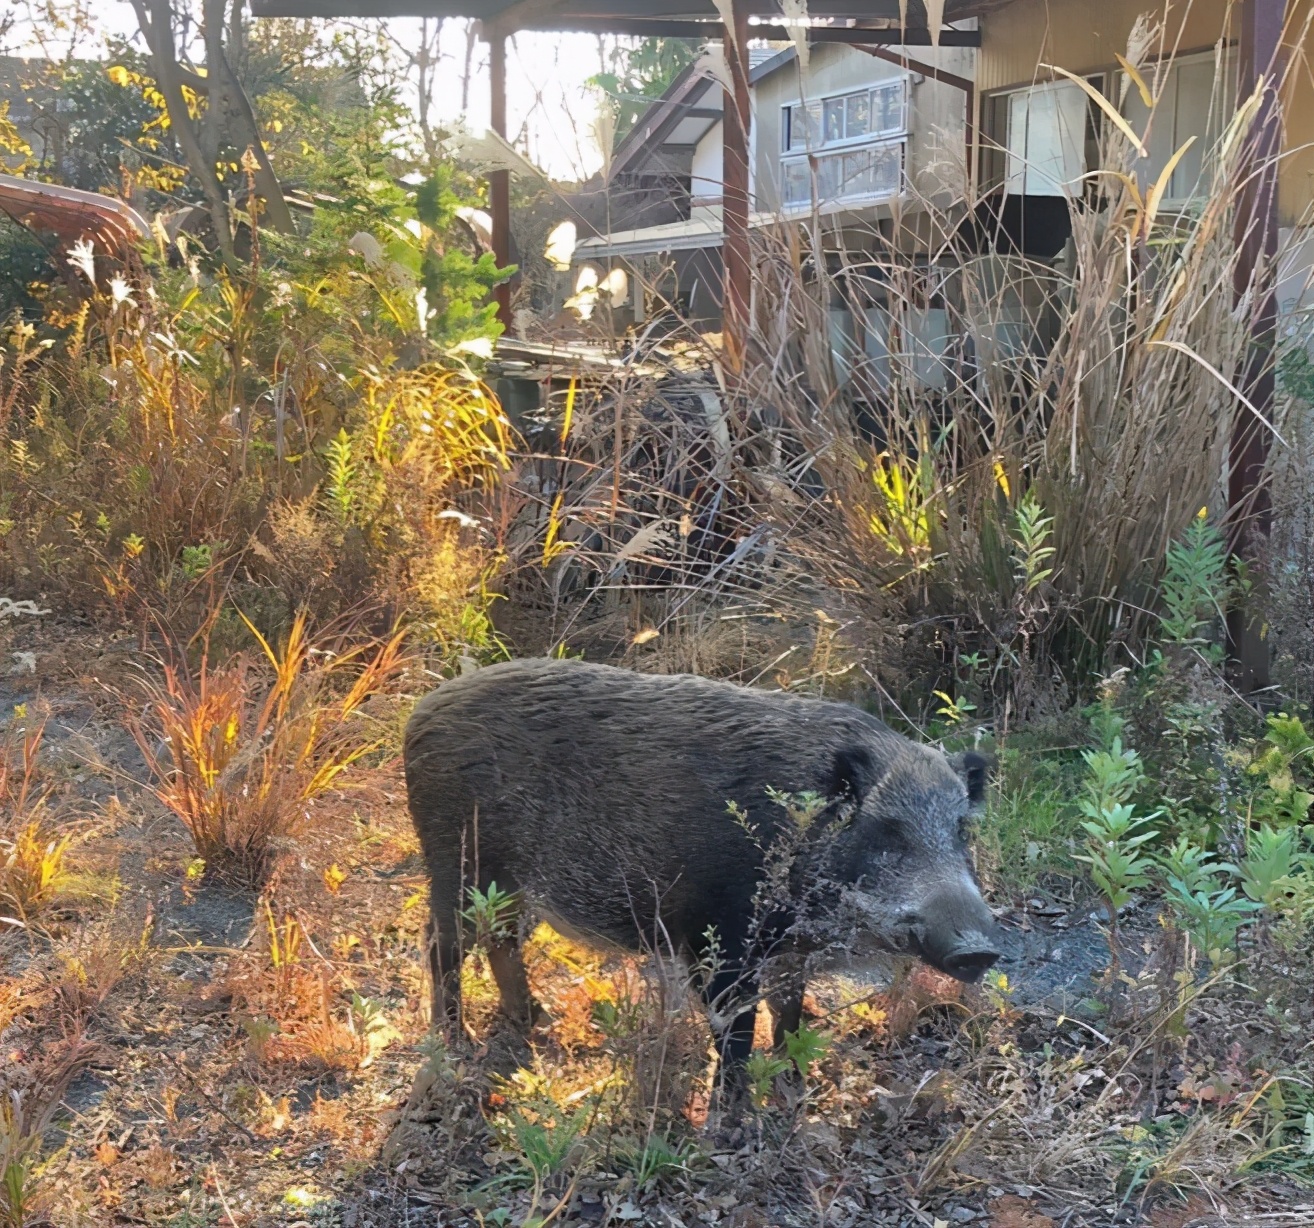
867,817,909,854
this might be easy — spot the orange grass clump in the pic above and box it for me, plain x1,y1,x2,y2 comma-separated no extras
129,612,406,885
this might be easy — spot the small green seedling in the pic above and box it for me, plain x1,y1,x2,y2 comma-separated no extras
783,1023,830,1080
1078,803,1159,918
461,881,519,947
1011,491,1056,593
744,1051,792,1108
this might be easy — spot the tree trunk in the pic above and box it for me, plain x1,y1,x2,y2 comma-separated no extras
202,0,225,171
203,0,296,235
132,0,236,267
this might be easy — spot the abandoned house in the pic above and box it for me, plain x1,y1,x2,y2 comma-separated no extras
572,35,977,379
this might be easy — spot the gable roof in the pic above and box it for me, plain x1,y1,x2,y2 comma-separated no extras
608,45,798,182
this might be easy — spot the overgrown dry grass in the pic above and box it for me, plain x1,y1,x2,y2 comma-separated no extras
0,1029,102,1228
502,25,1310,726
0,709,66,924
127,611,407,886
5,24,1314,1228
0,252,513,659
0,709,77,925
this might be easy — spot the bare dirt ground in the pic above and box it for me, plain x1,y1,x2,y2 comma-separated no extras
4,615,1311,1228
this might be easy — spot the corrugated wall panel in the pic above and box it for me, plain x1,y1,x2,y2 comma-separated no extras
978,0,1314,226
1280,0,1314,228
977,0,1232,91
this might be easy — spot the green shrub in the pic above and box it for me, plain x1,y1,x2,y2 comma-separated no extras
1159,509,1233,651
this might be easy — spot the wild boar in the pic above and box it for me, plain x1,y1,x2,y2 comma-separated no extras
403,657,1001,1073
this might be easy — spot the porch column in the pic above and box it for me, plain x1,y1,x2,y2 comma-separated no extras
489,31,513,331
721,0,751,375
1227,0,1284,690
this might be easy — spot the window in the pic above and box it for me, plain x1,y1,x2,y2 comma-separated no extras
829,307,858,386
1121,51,1236,203
784,81,904,152
987,54,1237,204
781,80,907,209
1003,80,1089,196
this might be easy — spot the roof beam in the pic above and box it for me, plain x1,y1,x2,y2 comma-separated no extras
610,70,715,176
1226,0,1284,690
511,18,980,42
488,30,513,330
482,0,572,36
722,0,751,377
858,44,976,189
253,0,1005,17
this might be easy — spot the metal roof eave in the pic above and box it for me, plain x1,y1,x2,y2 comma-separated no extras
251,0,1008,27
575,192,944,259
607,45,797,182
608,61,717,178
574,216,724,258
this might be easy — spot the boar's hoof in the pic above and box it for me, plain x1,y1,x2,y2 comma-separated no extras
710,1085,752,1133
528,1001,552,1033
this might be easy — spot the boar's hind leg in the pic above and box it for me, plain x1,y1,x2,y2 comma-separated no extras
426,877,466,1037
768,960,806,1049
486,937,545,1032
769,988,803,1050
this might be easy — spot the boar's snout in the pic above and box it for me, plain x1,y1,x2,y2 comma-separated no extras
907,884,1002,984
936,937,1003,983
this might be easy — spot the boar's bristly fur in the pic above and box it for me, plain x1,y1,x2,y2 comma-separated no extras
403,657,1000,1077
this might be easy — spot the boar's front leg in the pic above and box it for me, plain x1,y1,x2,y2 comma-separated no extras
701,950,760,1090
710,984,759,1084
768,967,806,1050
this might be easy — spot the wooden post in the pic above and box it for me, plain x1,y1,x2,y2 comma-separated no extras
1227,0,1284,691
488,31,513,332
721,0,751,376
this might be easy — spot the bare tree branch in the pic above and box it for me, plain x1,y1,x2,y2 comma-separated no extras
461,20,478,114
176,65,210,95
414,16,444,163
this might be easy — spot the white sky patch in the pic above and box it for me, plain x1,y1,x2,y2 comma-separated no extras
438,27,613,182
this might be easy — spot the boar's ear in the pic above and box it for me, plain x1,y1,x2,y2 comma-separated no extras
948,750,994,807
829,746,880,802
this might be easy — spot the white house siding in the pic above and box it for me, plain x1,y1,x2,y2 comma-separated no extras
690,123,723,209
689,121,724,226
750,41,976,218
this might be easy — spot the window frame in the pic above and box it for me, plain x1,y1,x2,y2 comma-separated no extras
1116,46,1238,207
982,73,1106,197
982,44,1237,202
779,78,909,212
